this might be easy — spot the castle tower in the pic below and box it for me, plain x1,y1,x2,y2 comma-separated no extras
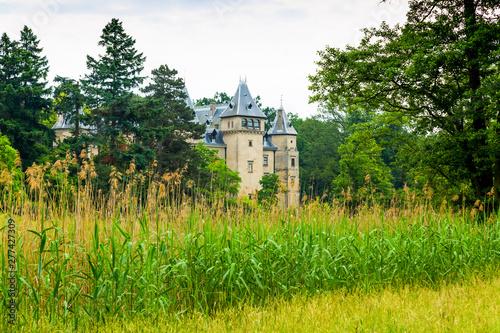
268,104,300,207
219,80,267,197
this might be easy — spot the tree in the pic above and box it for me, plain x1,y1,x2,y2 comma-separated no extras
195,92,232,106
332,123,394,202
295,115,341,197
138,64,205,172
0,130,17,172
258,173,282,205
309,0,500,200
53,76,88,140
0,27,54,169
193,142,241,199
82,18,146,165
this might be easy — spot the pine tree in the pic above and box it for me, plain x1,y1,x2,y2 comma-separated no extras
82,18,146,164
0,27,54,169
138,65,205,172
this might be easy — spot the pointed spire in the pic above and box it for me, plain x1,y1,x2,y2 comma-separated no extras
219,80,266,119
267,102,298,136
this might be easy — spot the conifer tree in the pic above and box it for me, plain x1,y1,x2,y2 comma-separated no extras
138,65,205,172
0,27,54,169
82,18,146,164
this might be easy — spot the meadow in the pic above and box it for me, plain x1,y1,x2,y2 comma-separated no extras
1,157,499,331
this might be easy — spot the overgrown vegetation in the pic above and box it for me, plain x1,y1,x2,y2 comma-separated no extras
0,155,499,330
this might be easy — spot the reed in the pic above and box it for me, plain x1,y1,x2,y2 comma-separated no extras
0,155,499,330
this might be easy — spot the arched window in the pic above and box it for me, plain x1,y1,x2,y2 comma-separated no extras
254,119,260,130
242,118,247,128
248,119,254,128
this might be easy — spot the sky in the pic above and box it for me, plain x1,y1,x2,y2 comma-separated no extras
0,0,409,118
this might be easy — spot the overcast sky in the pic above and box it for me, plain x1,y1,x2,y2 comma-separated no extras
1,0,408,118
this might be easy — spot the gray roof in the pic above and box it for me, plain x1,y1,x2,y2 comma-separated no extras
203,129,226,146
183,86,195,110
267,105,298,136
219,81,266,119
192,105,227,127
263,133,278,151
52,108,95,131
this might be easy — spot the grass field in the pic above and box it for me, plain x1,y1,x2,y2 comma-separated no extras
8,275,500,332
1,160,499,331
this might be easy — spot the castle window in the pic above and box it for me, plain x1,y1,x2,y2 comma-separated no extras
248,119,254,128
264,155,268,166
248,162,253,173
231,121,234,128
228,121,230,128
249,140,253,147
291,158,295,167
242,118,247,128
255,119,260,130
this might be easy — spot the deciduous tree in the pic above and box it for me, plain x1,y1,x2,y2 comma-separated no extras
309,0,500,200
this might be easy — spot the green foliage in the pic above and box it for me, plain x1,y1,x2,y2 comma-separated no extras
138,65,205,173
295,115,341,197
0,27,55,169
309,0,500,200
258,173,281,205
0,130,17,171
194,142,241,198
3,209,500,325
195,92,232,106
82,18,146,167
332,124,394,202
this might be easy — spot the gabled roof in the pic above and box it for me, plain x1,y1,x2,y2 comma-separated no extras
267,105,298,136
219,81,266,119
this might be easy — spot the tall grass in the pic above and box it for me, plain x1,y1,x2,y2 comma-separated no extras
0,154,499,330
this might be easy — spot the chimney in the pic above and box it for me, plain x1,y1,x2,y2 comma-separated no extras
277,107,283,131
210,102,216,117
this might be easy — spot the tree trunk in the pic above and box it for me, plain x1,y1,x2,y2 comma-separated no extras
464,0,492,198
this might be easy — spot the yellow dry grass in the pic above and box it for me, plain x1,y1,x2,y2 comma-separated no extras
16,274,500,332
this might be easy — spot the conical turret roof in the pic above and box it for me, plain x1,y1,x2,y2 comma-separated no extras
267,104,297,136
219,80,266,119
183,86,195,110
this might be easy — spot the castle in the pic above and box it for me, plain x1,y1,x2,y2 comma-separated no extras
53,80,300,206
188,80,300,207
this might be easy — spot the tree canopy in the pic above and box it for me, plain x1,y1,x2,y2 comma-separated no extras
0,27,54,169
82,18,146,165
309,0,500,200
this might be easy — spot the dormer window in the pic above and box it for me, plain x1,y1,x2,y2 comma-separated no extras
242,118,247,128
247,103,252,109
229,103,233,109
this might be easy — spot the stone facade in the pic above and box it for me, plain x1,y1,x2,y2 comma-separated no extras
191,80,300,207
